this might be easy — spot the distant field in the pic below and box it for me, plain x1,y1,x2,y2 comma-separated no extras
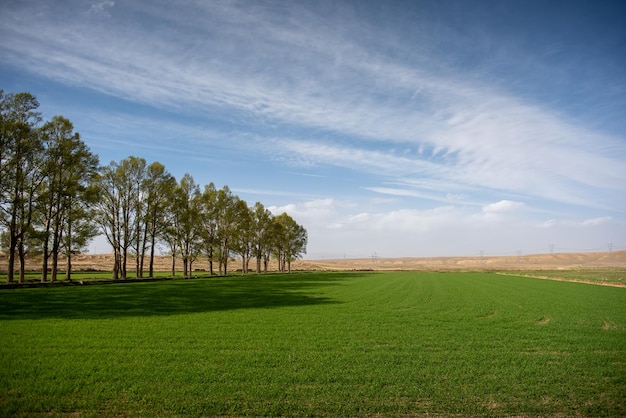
505,268,626,287
1,250,625,281
1,271,625,416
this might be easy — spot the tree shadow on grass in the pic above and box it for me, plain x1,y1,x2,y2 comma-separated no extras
0,272,369,320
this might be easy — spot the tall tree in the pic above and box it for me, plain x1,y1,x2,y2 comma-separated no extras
215,186,239,275
251,202,273,273
273,213,308,273
199,183,219,275
173,174,201,277
128,157,147,278
94,156,146,279
142,162,176,278
0,91,44,283
232,199,253,274
162,201,180,278
38,115,99,282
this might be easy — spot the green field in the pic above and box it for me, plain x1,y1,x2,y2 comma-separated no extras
1,271,624,416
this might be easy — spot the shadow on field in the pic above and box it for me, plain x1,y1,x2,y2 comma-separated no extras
0,272,362,320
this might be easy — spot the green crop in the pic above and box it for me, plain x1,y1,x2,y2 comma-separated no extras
1,272,624,416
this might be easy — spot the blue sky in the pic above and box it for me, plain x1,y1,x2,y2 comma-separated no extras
1,0,625,259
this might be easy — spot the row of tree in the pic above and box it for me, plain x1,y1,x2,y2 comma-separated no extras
1,90,307,283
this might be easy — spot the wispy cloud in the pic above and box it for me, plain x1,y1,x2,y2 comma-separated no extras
1,0,624,256
2,2,624,212
88,0,114,17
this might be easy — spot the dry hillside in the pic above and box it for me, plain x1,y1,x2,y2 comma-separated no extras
1,250,624,273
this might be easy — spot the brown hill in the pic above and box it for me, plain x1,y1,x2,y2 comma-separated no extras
1,250,624,273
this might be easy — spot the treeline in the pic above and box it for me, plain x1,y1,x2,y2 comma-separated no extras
0,90,307,283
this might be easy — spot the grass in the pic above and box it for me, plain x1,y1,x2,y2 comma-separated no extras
0,270,178,284
1,271,625,416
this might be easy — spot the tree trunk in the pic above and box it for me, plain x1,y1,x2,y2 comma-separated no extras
112,248,119,280
42,206,52,282
41,241,49,282
51,249,59,282
7,211,18,283
135,252,140,279
7,243,16,283
149,237,155,278
65,253,72,281
139,220,150,278
171,254,176,277
122,247,127,279
18,240,26,283
51,223,61,282
65,219,72,282
42,196,56,283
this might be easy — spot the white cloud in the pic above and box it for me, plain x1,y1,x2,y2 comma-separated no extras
267,198,338,226
291,197,625,258
582,216,613,227
482,200,525,214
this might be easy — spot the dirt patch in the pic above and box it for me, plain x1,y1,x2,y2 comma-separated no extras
535,316,551,325
496,272,626,288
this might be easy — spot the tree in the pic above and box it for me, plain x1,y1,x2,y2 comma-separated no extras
94,156,146,279
173,174,201,277
273,213,307,273
142,162,175,277
199,183,219,275
231,199,253,274
38,115,99,282
215,186,239,275
251,202,273,273
162,203,180,278
129,158,147,278
0,91,44,283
